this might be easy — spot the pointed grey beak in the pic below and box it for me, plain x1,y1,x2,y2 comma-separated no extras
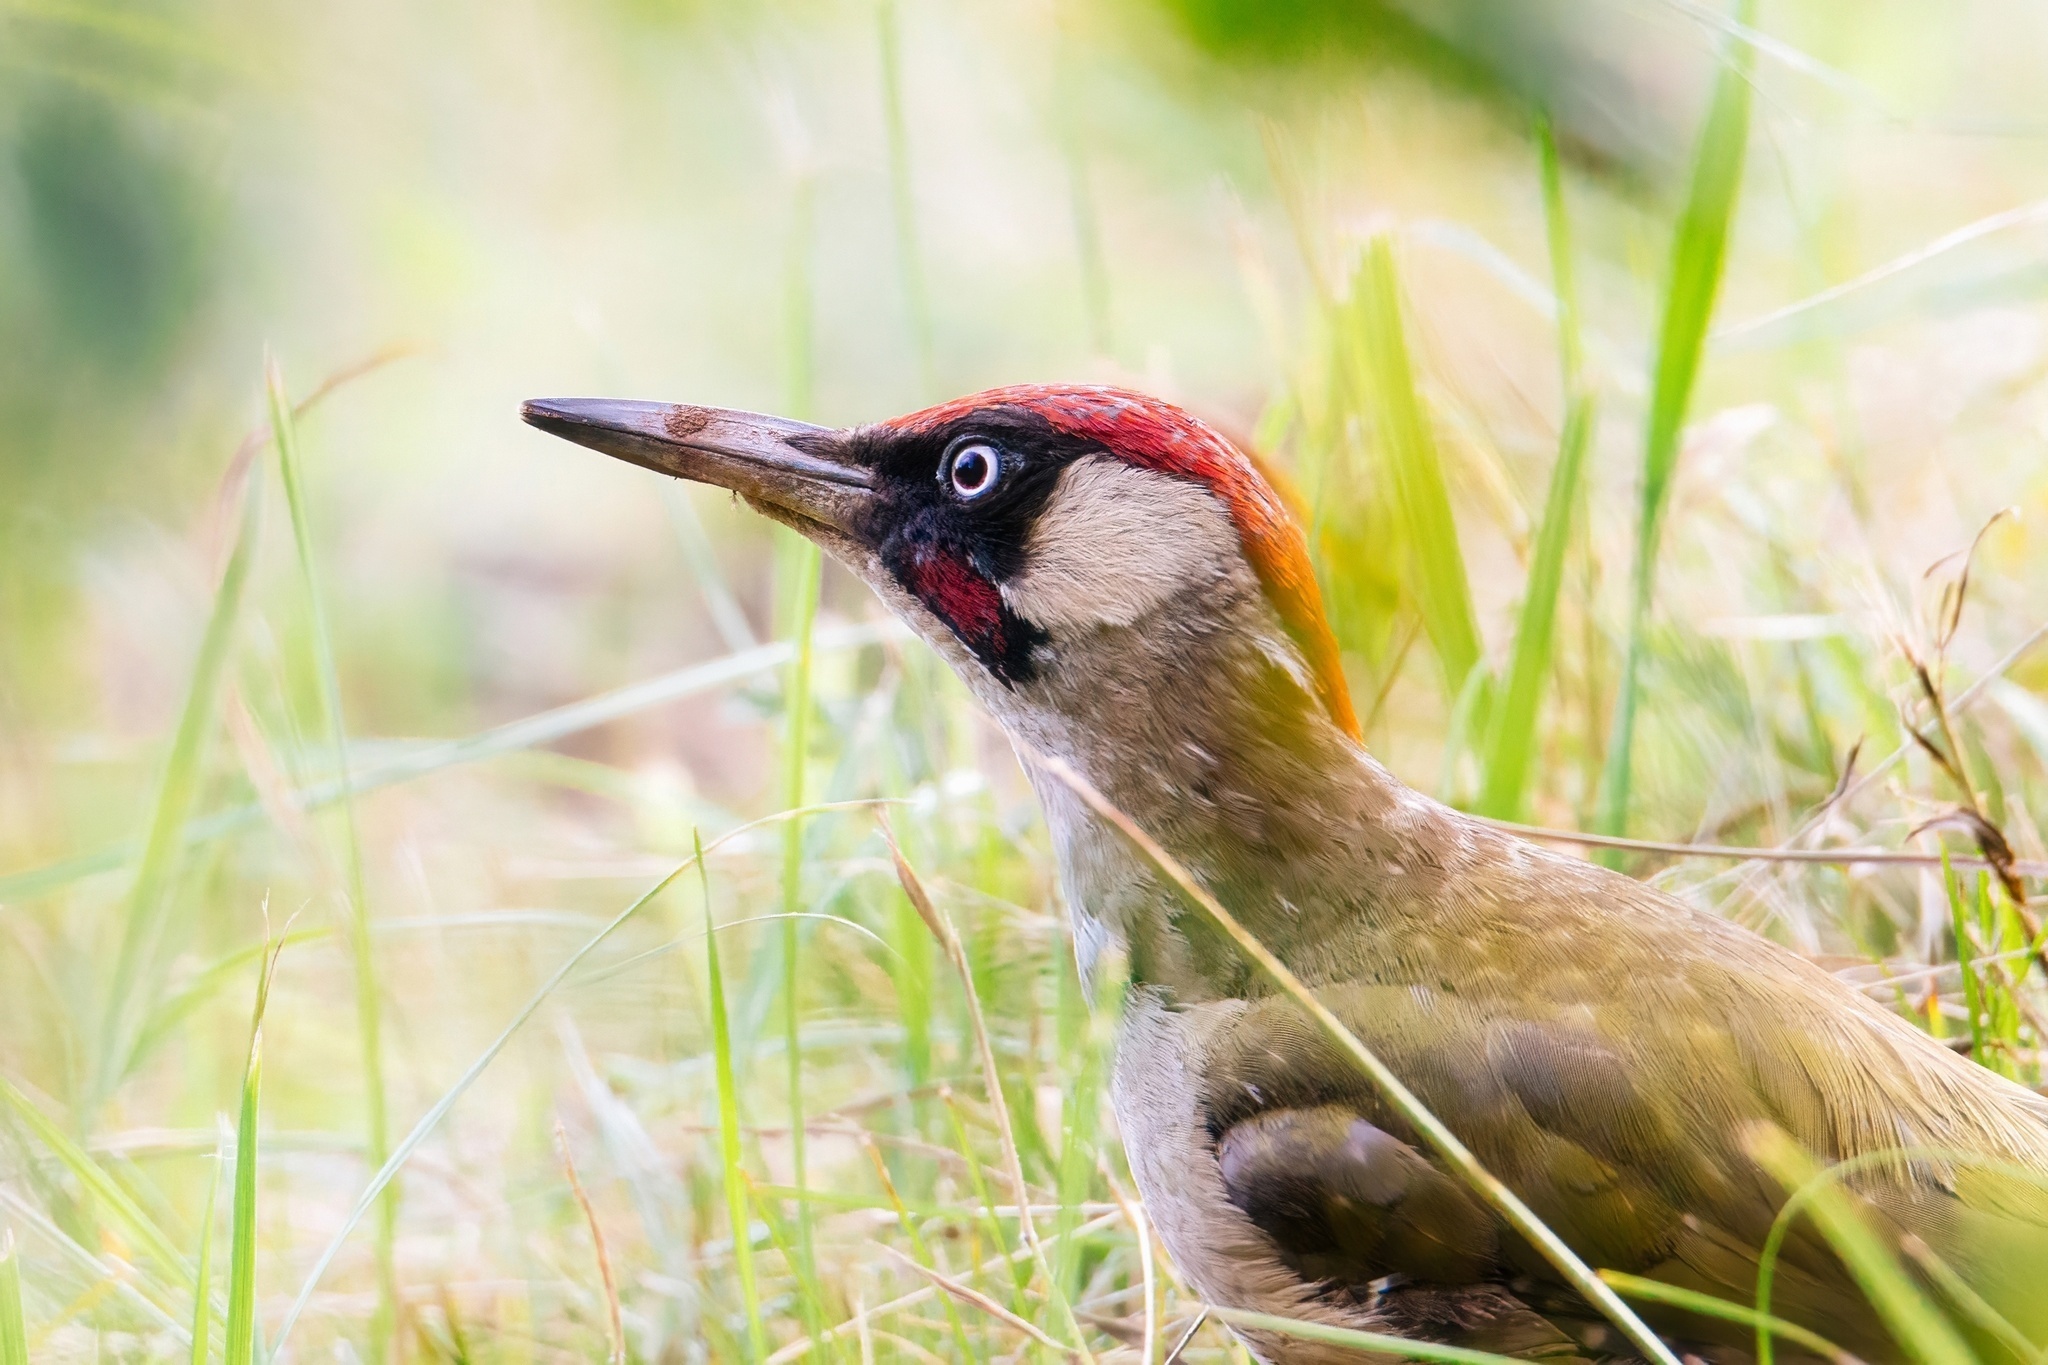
521,398,874,533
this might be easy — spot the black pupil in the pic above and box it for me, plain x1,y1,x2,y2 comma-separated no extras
953,446,994,494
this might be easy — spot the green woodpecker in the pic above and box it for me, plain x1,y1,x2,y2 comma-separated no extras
524,385,2048,1364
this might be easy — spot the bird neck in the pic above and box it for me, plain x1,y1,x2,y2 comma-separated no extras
1002,578,1448,1002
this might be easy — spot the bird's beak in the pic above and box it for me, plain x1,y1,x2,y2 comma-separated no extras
521,398,874,535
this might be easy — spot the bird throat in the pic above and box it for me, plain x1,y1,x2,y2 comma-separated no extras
1012,579,1415,1004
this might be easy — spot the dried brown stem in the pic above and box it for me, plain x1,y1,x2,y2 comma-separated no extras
552,1119,624,1365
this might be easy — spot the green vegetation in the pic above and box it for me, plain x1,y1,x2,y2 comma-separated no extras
3,1,2048,1361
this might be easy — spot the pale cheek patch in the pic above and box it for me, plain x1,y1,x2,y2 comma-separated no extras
1002,458,1236,631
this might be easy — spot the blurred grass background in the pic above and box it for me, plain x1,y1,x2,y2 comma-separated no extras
4,0,2048,1360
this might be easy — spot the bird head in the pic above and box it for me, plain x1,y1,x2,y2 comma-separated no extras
523,384,1360,776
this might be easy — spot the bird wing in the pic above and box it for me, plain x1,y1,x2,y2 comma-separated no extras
1193,940,2048,1362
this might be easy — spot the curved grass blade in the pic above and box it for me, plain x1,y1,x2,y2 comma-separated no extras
1597,1271,1854,1363
0,1076,193,1292
1351,233,1481,694
1748,1130,1974,1365
1595,0,1758,848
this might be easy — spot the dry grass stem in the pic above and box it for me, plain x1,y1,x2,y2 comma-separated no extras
552,1120,625,1365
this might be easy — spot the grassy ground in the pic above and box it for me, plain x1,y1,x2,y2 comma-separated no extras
5,1,2048,1361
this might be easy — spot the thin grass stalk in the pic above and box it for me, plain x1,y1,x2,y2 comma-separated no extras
269,804,884,1356
1479,118,1594,820
225,931,283,1365
1353,233,1482,694
189,1146,223,1365
779,155,828,1352
263,357,397,1358
882,825,1097,1362
0,1230,25,1365
877,0,935,395
1747,1131,1974,1365
98,442,263,1107
1596,1271,1853,1364
1020,748,1683,1365
702,830,768,1363
1479,818,2044,875
1595,0,1758,849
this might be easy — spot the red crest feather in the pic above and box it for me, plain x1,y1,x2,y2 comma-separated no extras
886,385,1360,740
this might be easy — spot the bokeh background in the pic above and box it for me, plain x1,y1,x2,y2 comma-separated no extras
5,1,2048,1360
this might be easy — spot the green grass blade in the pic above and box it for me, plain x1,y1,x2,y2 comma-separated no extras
0,1075,193,1291
98,445,264,1103
0,1228,27,1365
1598,1271,1853,1363
1352,232,1482,694
264,355,396,1357
1595,0,1758,846
1942,855,1988,1062
189,1145,223,1365
223,939,279,1365
1478,119,1595,821
700,830,767,1362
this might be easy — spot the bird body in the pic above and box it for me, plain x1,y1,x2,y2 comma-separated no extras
525,384,2048,1363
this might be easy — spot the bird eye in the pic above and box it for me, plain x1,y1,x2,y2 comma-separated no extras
946,442,1001,500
